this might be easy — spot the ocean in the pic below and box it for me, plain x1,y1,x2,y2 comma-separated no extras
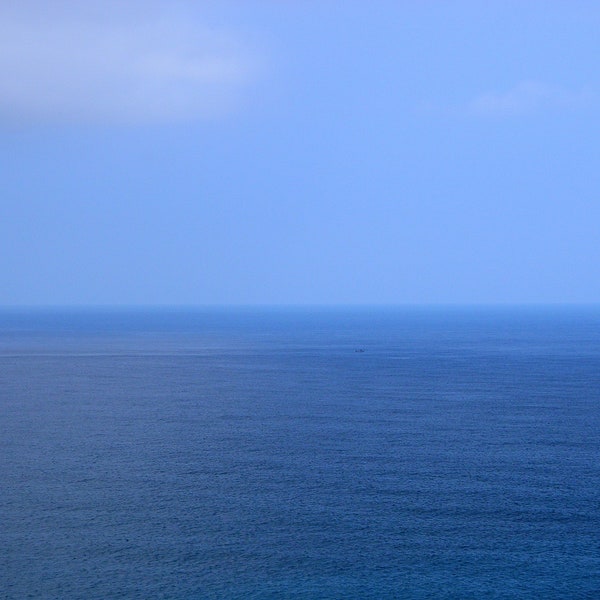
2,307,600,598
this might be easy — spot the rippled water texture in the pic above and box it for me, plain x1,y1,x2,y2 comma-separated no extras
2,307,600,598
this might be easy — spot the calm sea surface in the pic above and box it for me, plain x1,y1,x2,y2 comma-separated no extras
2,307,600,599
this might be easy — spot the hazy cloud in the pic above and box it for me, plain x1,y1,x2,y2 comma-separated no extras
0,2,259,124
468,81,592,117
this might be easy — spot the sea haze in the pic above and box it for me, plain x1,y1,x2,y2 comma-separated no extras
2,307,600,598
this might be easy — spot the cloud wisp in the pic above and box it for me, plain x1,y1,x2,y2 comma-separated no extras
0,3,259,124
467,81,592,117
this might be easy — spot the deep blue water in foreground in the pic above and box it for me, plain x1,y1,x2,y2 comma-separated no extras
2,307,600,599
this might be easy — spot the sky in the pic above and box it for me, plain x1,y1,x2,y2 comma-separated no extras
2,0,600,306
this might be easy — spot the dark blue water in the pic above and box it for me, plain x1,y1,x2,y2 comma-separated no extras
2,307,600,598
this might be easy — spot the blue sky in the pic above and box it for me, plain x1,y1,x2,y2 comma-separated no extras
2,1,599,305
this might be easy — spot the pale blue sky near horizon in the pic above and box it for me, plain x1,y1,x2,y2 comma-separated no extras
2,1,600,306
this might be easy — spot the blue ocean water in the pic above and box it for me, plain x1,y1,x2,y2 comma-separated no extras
2,307,600,599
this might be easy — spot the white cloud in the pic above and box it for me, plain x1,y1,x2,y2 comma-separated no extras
0,2,259,124
468,81,592,117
